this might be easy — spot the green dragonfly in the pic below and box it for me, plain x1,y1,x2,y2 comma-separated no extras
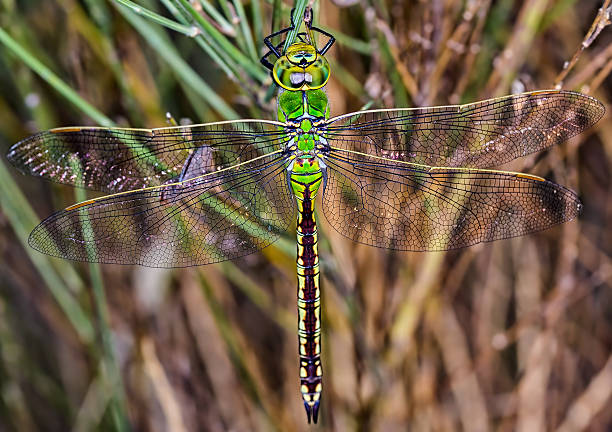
6,8,605,424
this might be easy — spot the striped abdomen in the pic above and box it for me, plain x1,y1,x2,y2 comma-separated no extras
290,157,323,424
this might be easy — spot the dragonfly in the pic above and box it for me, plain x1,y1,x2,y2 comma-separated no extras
6,8,604,425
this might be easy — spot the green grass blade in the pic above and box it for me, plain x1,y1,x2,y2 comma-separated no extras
173,0,268,82
213,0,253,64
271,0,282,34
231,0,258,61
329,59,365,98
251,0,263,54
82,0,114,32
220,261,294,331
197,273,270,417
282,0,309,51
73,185,129,432
159,0,240,80
195,0,236,35
0,27,113,127
318,25,372,55
115,2,241,120
114,0,201,37
0,159,95,344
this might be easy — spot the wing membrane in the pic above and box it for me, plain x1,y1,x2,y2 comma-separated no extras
324,90,604,168
322,147,581,251
7,120,287,193
28,153,294,267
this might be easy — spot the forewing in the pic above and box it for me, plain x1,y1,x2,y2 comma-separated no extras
324,90,604,168
28,153,294,267
322,148,582,251
7,120,287,192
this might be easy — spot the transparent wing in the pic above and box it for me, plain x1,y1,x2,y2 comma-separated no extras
28,153,294,267
324,90,604,168
7,119,287,192
322,147,582,251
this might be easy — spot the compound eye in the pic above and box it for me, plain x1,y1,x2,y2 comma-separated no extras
304,56,330,89
272,54,331,91
273,57,303,90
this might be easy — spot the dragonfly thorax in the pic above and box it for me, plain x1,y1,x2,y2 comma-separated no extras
278,89,329,123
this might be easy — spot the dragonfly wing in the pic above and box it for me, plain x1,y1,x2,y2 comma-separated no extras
322,147,581,251
28,153,294,267
324,90,604,168
7,120,287,193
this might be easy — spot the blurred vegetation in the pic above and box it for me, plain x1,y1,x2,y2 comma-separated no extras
0,0,611,431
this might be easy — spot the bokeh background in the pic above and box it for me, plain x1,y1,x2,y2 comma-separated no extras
1,0,611,430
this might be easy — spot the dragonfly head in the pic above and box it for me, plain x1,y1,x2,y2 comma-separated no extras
273,42,330,91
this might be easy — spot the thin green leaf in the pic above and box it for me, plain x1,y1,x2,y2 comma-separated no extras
174,0,268,82
283,0,309,51
0,27,113,126
114,0,201,37
232,0,258,60
251,0,264,54
319,25,372,55
0,159,95,344
73,184,129,432
160,0,240,80
195,0,236,35
115,2,241,120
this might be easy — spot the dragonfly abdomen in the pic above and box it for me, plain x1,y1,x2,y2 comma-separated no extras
292,166,323,424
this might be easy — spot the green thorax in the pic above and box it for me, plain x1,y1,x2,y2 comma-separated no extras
278,89,329,122
278,89,329,152
277,88,329,200
273,38,331,200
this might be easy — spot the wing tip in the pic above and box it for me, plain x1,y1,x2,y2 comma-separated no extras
28,222,54,257
567,191,583,221
571,91,605,128
6,143,19,166
552,182,582,223
6,131,52,173
591,96,606,124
